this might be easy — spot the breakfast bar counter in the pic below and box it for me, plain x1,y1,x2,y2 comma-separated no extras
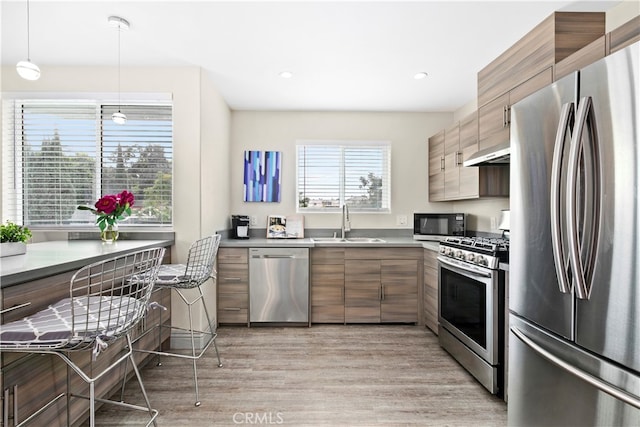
1,239,174,288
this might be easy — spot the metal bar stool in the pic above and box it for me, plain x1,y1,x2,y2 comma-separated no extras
0,247,165,427
129,234,222,407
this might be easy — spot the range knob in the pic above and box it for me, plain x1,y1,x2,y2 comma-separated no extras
455,250,464,259
466,253,475,263
476,255,487,266
439,246,446,254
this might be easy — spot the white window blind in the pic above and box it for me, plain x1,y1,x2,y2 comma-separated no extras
296,141,391,212
2,99,173,228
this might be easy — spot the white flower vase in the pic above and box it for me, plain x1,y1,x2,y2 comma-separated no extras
100,223,119,243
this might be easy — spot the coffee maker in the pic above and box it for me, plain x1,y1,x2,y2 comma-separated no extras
231,215,250,239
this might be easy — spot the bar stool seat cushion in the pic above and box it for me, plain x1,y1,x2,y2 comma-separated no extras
0,296,143,350
154,263,210,288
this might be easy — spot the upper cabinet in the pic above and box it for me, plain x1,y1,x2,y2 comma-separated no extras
477,12,605,107
428,130,445,202
428,112,508,202
608,15,640,55
477,12,604,154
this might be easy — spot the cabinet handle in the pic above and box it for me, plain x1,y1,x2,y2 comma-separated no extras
3,388,8,426
223,308,241,311
440,157,445,171
502,106,507,128
456,151,462,166
13,385,18,426
223,277,241,282
381,285,385,300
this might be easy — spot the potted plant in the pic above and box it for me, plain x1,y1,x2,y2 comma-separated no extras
0,221,32,257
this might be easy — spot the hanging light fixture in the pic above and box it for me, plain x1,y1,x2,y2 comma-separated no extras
16,0,40,81
108,16,130,125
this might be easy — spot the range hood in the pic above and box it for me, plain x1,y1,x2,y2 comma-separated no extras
463,141,510,167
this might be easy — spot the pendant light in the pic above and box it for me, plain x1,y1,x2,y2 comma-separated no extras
108,16,129,125
16,0,40,81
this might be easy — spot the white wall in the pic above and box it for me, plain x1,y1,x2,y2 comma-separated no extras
1,65,231,332
230,111,454,231
606,0,640,31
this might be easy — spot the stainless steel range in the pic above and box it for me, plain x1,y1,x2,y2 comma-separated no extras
437,236,508,397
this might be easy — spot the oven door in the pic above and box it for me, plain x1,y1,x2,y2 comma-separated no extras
438,256,500,365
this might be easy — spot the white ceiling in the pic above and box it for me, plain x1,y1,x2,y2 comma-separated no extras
1,0,620,112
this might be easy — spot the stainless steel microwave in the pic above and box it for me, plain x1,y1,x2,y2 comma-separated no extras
413,213,466,241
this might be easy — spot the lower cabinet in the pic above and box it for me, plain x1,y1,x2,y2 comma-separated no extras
0,252,172,427
344,248,422,324
216,248,249,325
423,248,439,334
310,248,345,323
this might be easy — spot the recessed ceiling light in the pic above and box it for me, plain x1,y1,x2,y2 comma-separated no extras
279,71,293,79
414,72,428,80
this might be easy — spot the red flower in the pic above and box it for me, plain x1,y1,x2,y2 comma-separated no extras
95,195,118,214
118,190,135,208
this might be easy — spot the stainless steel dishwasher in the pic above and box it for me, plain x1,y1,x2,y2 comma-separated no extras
249,247,309,323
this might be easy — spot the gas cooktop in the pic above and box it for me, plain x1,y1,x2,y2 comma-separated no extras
439,236,509,269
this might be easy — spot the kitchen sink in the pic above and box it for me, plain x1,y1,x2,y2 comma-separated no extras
310,237,386,243
345,237,386,243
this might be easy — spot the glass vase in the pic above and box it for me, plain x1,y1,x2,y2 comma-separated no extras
100,223,119,243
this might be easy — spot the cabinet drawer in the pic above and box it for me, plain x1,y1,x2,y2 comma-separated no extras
218,264,249,283
217,248,248,264
312,285,344,306
218,308,248,324
311,247,345,264
218,281,248,294
218,293,248,310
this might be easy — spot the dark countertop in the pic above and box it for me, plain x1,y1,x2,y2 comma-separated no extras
0,239,174,288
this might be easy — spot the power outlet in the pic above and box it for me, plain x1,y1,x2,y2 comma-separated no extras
250,215,258,226
396,215,408,226
490,217,497,230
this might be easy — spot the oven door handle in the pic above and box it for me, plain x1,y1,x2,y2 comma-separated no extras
437,256,492,278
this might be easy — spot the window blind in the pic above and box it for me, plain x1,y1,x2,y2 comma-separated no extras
296,141,391,212
2,100,173,227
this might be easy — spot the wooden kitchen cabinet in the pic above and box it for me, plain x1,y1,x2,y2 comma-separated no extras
344,248,421,324
458,113,480,199
608,15,640,55
423,248,439,335
443,123,461,200
380,259,419,323
555,36,606,80
311,248,345,323
428,130,445,202
477,12,605,107
345,260,382,323
217,248,249,325
428,111,508,201
478,67,553,150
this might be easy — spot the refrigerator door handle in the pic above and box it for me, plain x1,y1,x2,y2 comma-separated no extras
567,96,601,300
550,102,574,294
511,326,640,409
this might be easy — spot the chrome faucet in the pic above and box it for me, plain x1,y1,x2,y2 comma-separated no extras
341,204,351,239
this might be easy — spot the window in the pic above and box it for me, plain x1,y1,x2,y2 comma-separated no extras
2,99,173,228
296,140,391,212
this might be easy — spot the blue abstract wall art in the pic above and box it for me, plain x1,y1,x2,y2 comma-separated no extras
243,150,281,202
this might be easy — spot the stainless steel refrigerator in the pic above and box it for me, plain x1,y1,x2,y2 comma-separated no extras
508,41,640,426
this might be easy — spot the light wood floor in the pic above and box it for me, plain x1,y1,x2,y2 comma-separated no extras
90,325,507,426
